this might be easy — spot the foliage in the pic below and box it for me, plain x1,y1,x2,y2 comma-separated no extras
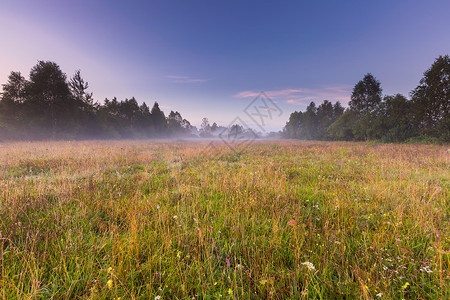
283,55,449,143
0,61,196,140
283,101,344,140
411,55,450,139
349,73,382,114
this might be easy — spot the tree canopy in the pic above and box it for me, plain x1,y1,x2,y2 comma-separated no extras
0,61,195,140
283,55,449,143
1,56,448,143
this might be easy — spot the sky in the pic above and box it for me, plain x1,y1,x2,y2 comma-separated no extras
1,0,449,131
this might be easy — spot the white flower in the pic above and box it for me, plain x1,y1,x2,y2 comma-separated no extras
173,215,178,219
420,266,433,273
301,261,316,271
376,292,383,297
155,296,161,300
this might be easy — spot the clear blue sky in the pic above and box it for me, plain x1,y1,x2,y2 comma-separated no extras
1,0,449,131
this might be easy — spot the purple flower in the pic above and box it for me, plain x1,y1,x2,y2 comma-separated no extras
226,259,230,267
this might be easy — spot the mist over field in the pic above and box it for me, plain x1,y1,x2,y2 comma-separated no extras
1,55,448,143
1,1,449,299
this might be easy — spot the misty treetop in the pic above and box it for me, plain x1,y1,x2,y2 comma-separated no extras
0,61,196,140
1,56,449,142
283,55,450,143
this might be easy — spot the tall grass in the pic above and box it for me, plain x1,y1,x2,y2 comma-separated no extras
0,140,448,299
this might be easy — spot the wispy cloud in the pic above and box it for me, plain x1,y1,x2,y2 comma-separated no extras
234,86,351,106
166,75,208,83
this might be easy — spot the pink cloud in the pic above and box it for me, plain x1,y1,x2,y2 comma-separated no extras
233,86,351,106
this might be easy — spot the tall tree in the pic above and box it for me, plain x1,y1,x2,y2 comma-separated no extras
316,100,334,139
380,94,416,142
333,102,345,118
150,102,167,136
69,70,94,109
302,102,318,139
349,73,382,114
167,111,186,136
1,71,27,104
283,111,302,138
26,61,73,138
136,102,153,136
121,97,140,130
0,72,28,133
410,55,450,138
348,73,383,140
200,117,211,137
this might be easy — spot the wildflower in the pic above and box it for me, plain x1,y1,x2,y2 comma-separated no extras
177,250,181,258
376,293,383,297
287,220,297,226
226,258,230,267
173,215,178,219
214,282,217,286
156,205,160,210
401,282,410,290
228,288,233,295
155,296,161,300
107,267,113,274
106,279,113,289
301,261,316,271
420,266,433,273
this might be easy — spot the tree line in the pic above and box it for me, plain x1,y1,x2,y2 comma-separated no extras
0,61,197,140
1,56,448,142
283,55,449,143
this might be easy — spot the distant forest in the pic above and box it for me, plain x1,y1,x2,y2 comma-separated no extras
0,61,199,140
0,55,448,142
283,55,449,143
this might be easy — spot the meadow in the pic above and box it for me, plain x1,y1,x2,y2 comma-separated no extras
0,140,448,299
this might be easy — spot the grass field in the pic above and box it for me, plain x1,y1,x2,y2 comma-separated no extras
0,140,449,299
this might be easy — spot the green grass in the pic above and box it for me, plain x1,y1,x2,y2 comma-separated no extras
0,140,449,299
